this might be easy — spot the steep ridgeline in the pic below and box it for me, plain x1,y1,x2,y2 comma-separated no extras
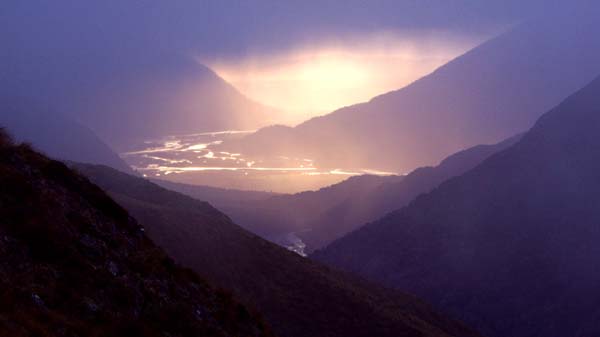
76,164,482,337
0,98,133,174
70,60,281,150
299,134,521,251
3,7,282,150
152,179,278,209
157,174,402,247
162,135,518,253
0,131,271,337
152,179,290,242
219,8,600,173
315,76,600,337
233,134,520,253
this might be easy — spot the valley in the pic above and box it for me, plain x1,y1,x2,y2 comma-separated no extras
123,130,397,193
2,2,600,336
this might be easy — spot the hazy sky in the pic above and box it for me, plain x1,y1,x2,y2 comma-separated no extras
0,0,575,119
1,0,559,55
205,31,481,118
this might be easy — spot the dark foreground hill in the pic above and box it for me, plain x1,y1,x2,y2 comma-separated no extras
76,163,482,337
0,130,271,337
315,75,600,337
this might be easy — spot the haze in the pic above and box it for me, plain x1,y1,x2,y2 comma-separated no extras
3,2,600,337
206,32,480,120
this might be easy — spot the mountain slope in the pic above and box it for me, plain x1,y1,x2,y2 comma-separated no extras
169,135,517,253
3,45,281,150
298,134,520,251
71,59,281,150
0,130,271,337
0,99,133,174
221,8,600,173
315,75,600,337
2,4,283,149
153,179,278,206
159,174,402,248
76,163,482,337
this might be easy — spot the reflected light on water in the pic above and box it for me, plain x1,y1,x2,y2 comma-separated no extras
122,131,398,192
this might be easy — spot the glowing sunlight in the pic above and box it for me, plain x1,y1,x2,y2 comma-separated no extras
203,32,478,122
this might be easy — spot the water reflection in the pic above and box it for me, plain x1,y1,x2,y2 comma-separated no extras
121,131,396,193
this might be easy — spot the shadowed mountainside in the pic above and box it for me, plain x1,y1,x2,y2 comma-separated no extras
153,179,278,206
2,47,281,150
219,8,600,173
0,99,133,174
315,75,600,337
71,60,282,150
76,163,482,337
162,135,519,253
298,134,520,251
0,130,272,337
156,174,401,245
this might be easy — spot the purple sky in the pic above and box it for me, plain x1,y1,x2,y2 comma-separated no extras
2,0,582,108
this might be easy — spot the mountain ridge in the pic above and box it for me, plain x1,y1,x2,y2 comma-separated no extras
220,10,600,173
0,129,272,337
0,99,133,174
76,162,482,337
315,75,600,337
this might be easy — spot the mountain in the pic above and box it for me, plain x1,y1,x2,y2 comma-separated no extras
69,59,282,150
152,179,287,243
295,134,520,251
0,129,271,337
314,75,600,337
164,135,517,253
219,8,600,173
153,179,278,206
75,163,482,337
0,98,133,174
225,174,401,249
2,51,281,167
2,19,281,150
156,173,401,246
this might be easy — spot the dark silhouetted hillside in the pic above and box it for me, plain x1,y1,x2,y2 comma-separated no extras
154,178,278,206
193,174,402,246
299,134,520,251
0,129,271,337
76,163,482,337
315,75,600,337
174,135,517,253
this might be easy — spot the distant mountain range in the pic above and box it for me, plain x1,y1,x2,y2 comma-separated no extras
153,179,279,207
0,99,132,174
0,130,271,337
219,10,600,173
1,56,281,172
159,134,519,253
76,163,481,337
293,134,520,251
69,59,282,150
3,42,281,151
315,75,600,337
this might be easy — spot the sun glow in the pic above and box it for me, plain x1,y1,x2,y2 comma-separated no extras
203,32,479,122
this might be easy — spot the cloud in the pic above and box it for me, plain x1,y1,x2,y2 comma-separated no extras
203,30,483,119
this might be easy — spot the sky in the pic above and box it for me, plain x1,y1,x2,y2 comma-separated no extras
1,0,593,192
204,31,480,118
0,0,572,120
